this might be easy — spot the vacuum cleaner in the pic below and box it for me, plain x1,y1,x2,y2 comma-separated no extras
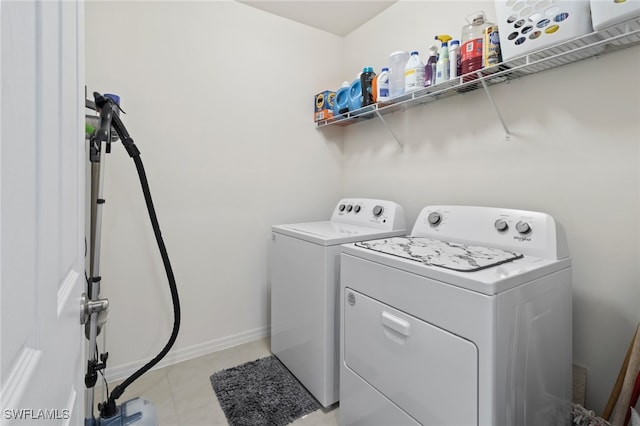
82,92,180,426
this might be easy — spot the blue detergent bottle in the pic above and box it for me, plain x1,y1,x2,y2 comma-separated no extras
333,81,350,117
348,79,363,112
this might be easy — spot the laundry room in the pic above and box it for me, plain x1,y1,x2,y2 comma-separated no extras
81,0,640,424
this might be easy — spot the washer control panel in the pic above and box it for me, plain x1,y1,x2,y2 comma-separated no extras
332,198,406,231
412,205,568,260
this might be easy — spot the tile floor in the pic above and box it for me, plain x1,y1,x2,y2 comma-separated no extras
107,338,339,426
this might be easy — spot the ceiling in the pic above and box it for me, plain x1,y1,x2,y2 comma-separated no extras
237,1,397,37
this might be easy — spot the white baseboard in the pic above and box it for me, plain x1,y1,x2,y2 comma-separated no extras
104,325,269,383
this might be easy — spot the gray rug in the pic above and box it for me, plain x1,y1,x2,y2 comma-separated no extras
210,355,321,426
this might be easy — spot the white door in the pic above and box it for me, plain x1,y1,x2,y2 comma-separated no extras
1,1,85,425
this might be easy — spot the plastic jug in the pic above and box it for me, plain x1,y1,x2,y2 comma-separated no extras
375,68,390,103
461,12,488,79
333,82,350,117
348,79,363,112
388,50,410,98
404,51,425,93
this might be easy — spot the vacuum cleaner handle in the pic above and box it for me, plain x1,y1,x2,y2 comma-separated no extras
93,92,114,143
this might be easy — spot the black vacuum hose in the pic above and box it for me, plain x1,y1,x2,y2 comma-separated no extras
98,97,181,419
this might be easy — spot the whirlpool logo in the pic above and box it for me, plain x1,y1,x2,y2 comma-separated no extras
513,235,531,242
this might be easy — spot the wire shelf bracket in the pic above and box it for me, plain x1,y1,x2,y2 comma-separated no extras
374,109,403,150
476,72,511,141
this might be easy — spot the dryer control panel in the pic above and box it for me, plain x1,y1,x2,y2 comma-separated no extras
411,205,568,260
331,198,406,231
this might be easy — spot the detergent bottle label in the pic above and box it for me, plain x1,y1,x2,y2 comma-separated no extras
462,38,483,62
461,37,483,76
404,68,425,91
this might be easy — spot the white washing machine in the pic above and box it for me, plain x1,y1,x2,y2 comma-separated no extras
271,198,406,407
339,205,572,426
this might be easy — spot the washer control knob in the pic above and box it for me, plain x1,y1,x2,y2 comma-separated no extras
427,212,442,226
494,219,509,232
372,205,384,217
354,205,361,213
339,204,346,212
516,221,532,234
346,204,353,212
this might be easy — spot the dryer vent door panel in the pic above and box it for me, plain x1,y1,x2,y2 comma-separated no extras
344,288,478,426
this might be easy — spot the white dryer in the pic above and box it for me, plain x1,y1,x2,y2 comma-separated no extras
271,198,406,407
339,205,572,426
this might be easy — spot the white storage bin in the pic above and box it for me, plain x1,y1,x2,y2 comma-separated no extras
495,0,594,60
591,0,640,30
591,0,640,47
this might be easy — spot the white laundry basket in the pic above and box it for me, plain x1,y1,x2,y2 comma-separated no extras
591,0,640,30
495,0,594,60
590,0,640,45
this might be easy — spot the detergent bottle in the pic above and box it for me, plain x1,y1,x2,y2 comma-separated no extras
333,81,350,117
404,51,425,93
461,12,488,80
360,67,376,107
348,78,363,112
424,45,438,87
374,67,390,103
434,35,452,85
483,23,501,69
449,40,461,79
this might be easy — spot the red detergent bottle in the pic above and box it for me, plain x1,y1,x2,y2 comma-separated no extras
461,12,490,81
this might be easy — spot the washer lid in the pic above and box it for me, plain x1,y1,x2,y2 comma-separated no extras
272,221,406,246
341,242,571,295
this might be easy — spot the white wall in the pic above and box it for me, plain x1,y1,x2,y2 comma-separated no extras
339,0,640,414
85,1,344,376
86,0,640,416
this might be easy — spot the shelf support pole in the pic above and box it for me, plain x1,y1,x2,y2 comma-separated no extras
374,109,403,149
477,72,511,141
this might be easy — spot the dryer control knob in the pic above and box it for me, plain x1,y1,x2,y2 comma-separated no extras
339,204,346,212
494,219,509,232
346,204,353,212
427,212,442,226
516,221,532,234
354,205,361,213
372,205,384,217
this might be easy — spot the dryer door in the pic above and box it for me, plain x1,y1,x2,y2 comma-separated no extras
344,288,478,426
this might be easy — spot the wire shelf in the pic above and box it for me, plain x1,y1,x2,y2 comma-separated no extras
315,17,640,130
